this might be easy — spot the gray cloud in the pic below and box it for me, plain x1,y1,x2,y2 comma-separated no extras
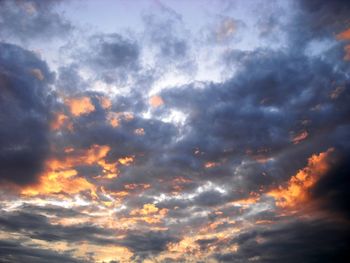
0,240,85,263
0,0,350,261
88,34,140,71
215,219,350,263
0,0,72,42
117,231,178,260
0,43,54,185
0,209,121,247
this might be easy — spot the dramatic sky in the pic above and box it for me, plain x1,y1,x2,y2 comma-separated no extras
0,0,350,262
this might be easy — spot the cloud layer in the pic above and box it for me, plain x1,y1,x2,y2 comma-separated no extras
0,0,349,262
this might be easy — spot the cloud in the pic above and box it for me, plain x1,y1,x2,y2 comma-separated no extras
0,240,85,263
267,148,334,208
288,0,350,48
205,16,245,45
88,34,140,71
0,0,72,42
116,231,178,259
65,96,96,117
142,11,195,73
311,150,350,219
158,47,349,192
0,1,349,261
0,43,54,185
215,219,350,263
0,210,117,245
70,33,142,86
149,95,165,108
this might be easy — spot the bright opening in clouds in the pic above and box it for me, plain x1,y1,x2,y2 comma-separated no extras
0,1,350,262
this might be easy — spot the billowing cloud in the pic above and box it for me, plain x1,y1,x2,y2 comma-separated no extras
0,43,54,185
0,0,349,262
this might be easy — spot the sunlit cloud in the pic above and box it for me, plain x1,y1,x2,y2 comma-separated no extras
336,28,350,41
66,97,95,117
149,95,164,108
268,148,334,209
291,130,309,144
0,0,349,262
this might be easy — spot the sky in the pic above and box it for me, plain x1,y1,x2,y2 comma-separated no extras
0,0,350,262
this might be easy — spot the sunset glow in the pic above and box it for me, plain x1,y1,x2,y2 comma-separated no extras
0,1,349,262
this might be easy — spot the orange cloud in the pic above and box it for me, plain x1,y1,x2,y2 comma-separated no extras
21,163,96,197
124,183,150,190
129,203,168,224
171,177,192,193
336,28,350,61
51,113,69,131
64,147,74,153
149,95,164,107
21,145,119,196
107,112,134,127
167,236,200,254
336,28,350,40
291,131,308,144
107,112,120,127
68,145,110,166
245,148,272,163
173,177,192,184
99,96,112,109
66,97,95,117
268,148,334,208
118,156,134,166
231,196,260,207
130,203,159,216
204,162,219,168
98,158,119,179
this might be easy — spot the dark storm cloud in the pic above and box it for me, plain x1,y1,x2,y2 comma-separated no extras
37,6,350,255
311,150,350,219
19,203,84,218
116,231,178,259
288,0,350,48
158,45,350,190
0,43,54,185
0,240,85,263
193,190,228,207
215,219,350,263
55,40,350,213
0,0,72,41
298,0,350,35
1,0,349,261
0,210,117,245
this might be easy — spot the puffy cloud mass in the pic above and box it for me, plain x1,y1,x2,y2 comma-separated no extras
0,43,54,185
0,0,349,262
